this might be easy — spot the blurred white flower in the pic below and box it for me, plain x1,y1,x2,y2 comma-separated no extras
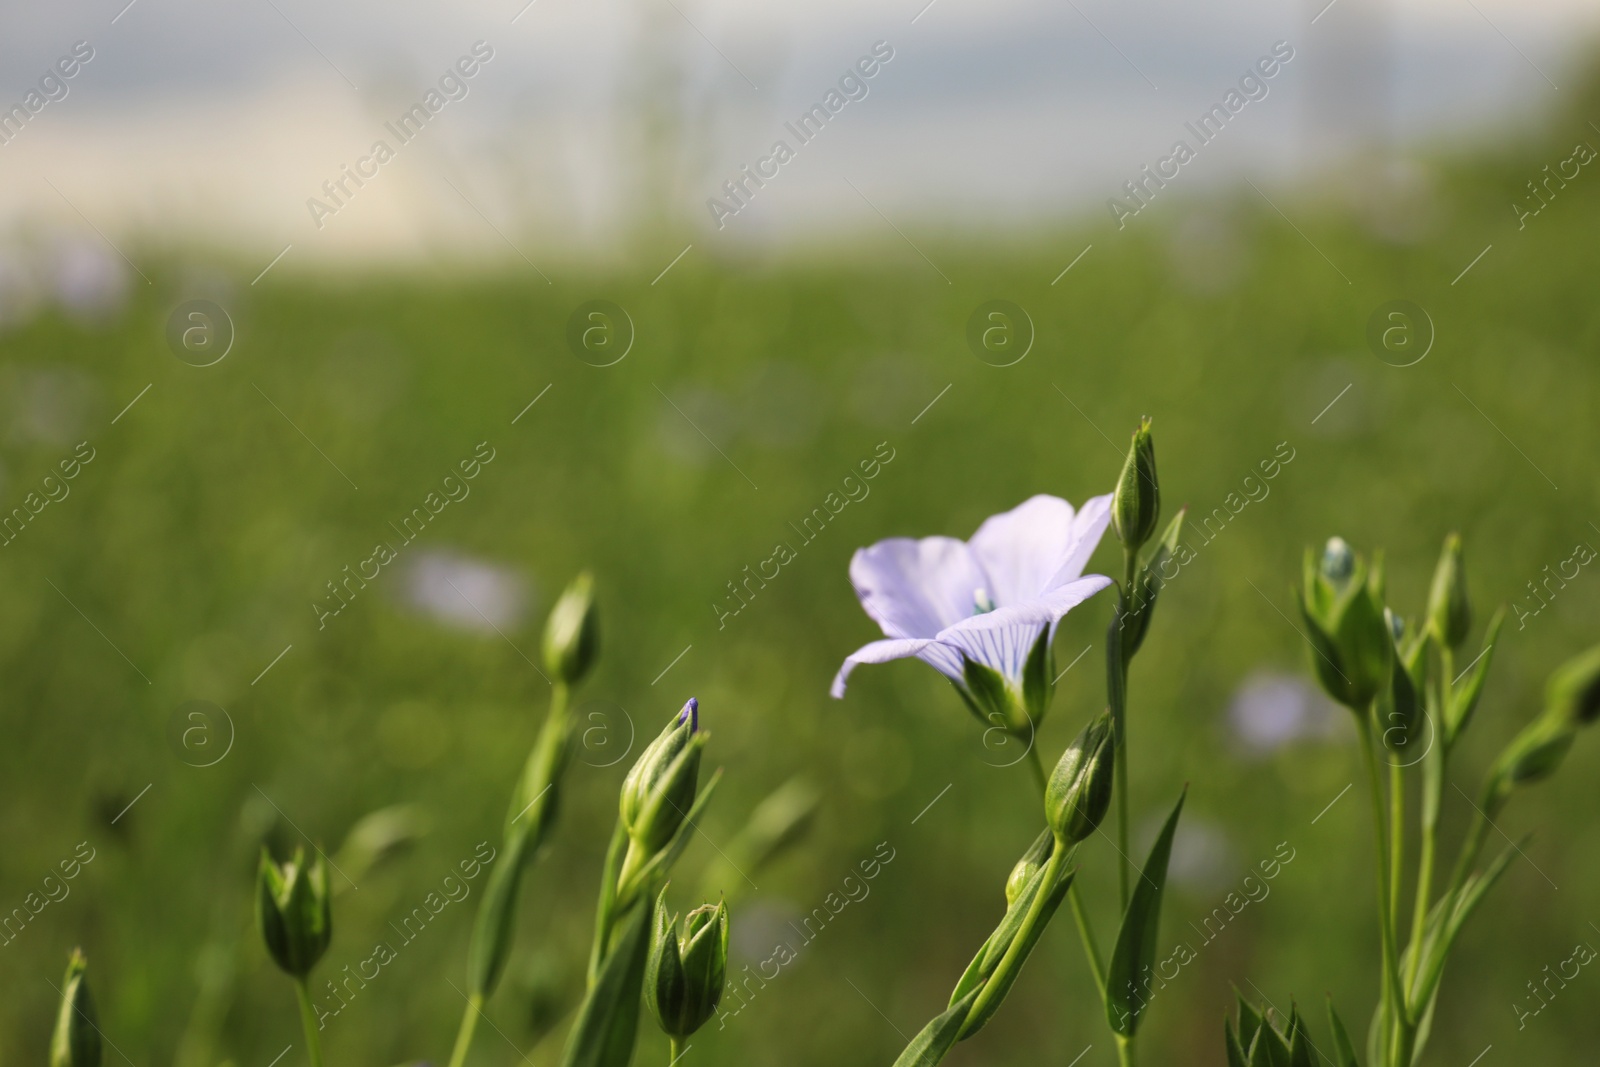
1165,817,1238,894
403,550,526,633
1227,670,1343,756
50,239,128,322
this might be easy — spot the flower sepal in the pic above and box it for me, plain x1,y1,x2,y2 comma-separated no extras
960,656,1031,739
1297,538,1393,712
644,886,729,1042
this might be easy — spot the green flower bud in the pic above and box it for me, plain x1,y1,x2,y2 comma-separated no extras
51,950,101,1067
542,572,599,686
1045,711,1115,845
1112,417,1160,551
645,888,728,1041
1427,533,1472,650
1321,537,1355,586
1545,644,1600,727
1490,717,1575,800
256,847,332,978
620,700,705,857
1298,540,1393,711
1377,610,1425,754
1004,830,1054,908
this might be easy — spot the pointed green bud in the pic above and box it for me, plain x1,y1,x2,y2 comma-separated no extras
1377,610,1425,754
1298,540,1393,711
51,950,101,1067
255,847,332,978
1427,533,1472,650
1045,711,1115,844
620,700,705,856
542,571,599,686
1545,644,1600,727
1004,830,1054,908
644,887,728,1041
1490,716,1575,801
1112,417,1160,550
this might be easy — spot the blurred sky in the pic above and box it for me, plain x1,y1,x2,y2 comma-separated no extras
0,0,1596,263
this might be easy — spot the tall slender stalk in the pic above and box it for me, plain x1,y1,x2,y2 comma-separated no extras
1024,744,1048,796
1357,711,1407,1067
446,994,482,1067
1067,884,1106,994
1388,762,1405,941
294,978,325,1067
1406,650,1451,992
1110,547,1137,915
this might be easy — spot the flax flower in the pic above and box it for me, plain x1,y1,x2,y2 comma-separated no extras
831,494,1114,731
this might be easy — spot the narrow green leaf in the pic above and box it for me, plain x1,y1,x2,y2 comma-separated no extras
1105,787,1186,1036
587,820,630,983
956,867,1075,1039
559,900,653,1067
1224,1019,1250,1067
466,832,530,996
948,836,1065,1007
1246,1025,1290,1067
1327,1000,1361,1067
892,989,979,1067
1446,607,1505,745
1251,1020,1292,1067
1234,989,1265,1051
1411,836,1523,1021
1285,1007,1313,1067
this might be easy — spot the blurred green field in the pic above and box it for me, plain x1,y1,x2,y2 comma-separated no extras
2,71,1599,1067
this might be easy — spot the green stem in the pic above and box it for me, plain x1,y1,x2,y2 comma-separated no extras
1025,743,1049,797
294,978,326,1067
1110,547,1137,914
1117,1034,1137,1067
1388,761,1405,943
1443,801,1493,916
965,846,1068,1028
447,993,483,1067
1029,743,1111,1010
1405,655,1450,993
1356,711,1406,1067
587,819,631,985
1067,882,1106,997
668,1036,683,1064
1113,736,1131,913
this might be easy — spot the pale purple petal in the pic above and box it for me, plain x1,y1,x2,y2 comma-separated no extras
849,537,988,641
1045,493,1114,589
830,637,963,698
934,622,1048,689
968,494,1082,608
939,574,1115,638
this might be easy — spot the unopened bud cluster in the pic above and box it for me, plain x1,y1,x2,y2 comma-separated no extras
645,888,729,1042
